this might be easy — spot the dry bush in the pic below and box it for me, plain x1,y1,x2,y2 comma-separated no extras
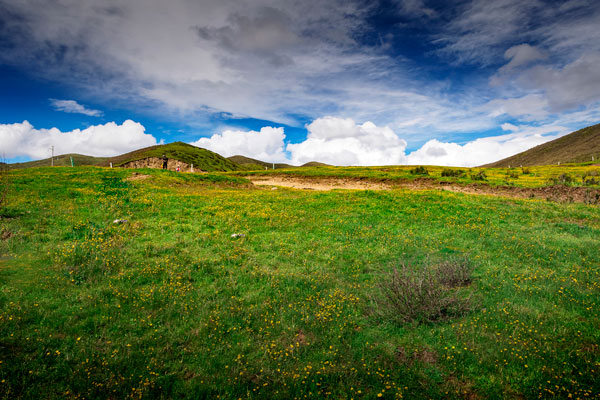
374,260,474,324
435,258,473,288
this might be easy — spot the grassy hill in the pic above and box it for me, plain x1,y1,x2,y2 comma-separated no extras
227,155,294,170
227,155,331,170
9,154,107,169
102,142,241,172
483,123,600,167
10,143,243,172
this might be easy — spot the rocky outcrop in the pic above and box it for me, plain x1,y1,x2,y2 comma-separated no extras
121,157,203,172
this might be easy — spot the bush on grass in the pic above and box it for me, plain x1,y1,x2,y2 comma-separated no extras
441,168,466,178
409,166,429,175
374,260,474,324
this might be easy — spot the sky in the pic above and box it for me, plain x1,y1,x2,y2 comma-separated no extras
1,0,599,166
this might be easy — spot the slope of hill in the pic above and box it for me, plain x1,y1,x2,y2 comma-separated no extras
227,155,294,170
9,154,107,169
102,142,241,172
9,143,242,172
483,123,600,167
227,155,331,169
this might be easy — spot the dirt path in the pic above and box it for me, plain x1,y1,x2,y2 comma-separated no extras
248,175,600,204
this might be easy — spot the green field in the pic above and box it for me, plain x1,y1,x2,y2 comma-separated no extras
1,166,599,399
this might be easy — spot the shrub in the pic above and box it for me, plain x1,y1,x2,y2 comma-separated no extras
583,190,600,205
507,171,519,179
409,166,429,175
441,168,466,178
548,173,575,186
374,260,474,324
470,170,487,181
521,167,531,174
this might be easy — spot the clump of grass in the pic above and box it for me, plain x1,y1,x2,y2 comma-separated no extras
374,260,474,324
0,159,10,216
441,168,466,178
409,166,429,175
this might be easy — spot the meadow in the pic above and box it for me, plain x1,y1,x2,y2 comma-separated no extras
0,166,599,399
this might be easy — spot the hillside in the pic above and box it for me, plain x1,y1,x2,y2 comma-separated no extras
102,142,241,172
483,123,600,167
9,154,107,169
227,155,294,170
9,143,243,172
227,155,330,169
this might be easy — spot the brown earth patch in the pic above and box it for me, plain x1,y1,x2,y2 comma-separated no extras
126,173,151,181
248,175,600,204
1,230,12,240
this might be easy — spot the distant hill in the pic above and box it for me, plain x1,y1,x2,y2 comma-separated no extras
483,123,600,167
9,154,107,169
227,155,330,169
300,161,330,167
227,155,294,170
10,142,242,172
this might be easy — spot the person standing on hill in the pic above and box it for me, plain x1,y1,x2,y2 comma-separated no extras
162,155,168,170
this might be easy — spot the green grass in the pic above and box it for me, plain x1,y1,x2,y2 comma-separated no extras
1,166,599,399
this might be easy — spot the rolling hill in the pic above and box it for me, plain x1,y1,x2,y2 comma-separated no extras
483,123,600,167
228,155,331,169
8,154,107,169
100,142,241,172
10,142,242,172
227,155,294,170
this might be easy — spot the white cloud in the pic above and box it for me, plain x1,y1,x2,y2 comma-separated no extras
286,117,407,166
406,124,569,166
499,44,546,72
191,127,287,162
483,94,549,121
0,120,156,159
50,99,103,117
520,54,600,112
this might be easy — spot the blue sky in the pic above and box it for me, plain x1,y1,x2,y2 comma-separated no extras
1,0,599,166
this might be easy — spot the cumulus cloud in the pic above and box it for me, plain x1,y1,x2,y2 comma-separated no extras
286,117,407,166
0,120,157,159
406,124,568,166
191,127,287,162
50,99,103,117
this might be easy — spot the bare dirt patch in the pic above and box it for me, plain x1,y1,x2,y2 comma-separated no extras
248,176,390,190
126,173,151,181
248,175,600,204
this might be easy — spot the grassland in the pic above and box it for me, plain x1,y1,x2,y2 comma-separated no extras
234,163,600,189
1,166,599,399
